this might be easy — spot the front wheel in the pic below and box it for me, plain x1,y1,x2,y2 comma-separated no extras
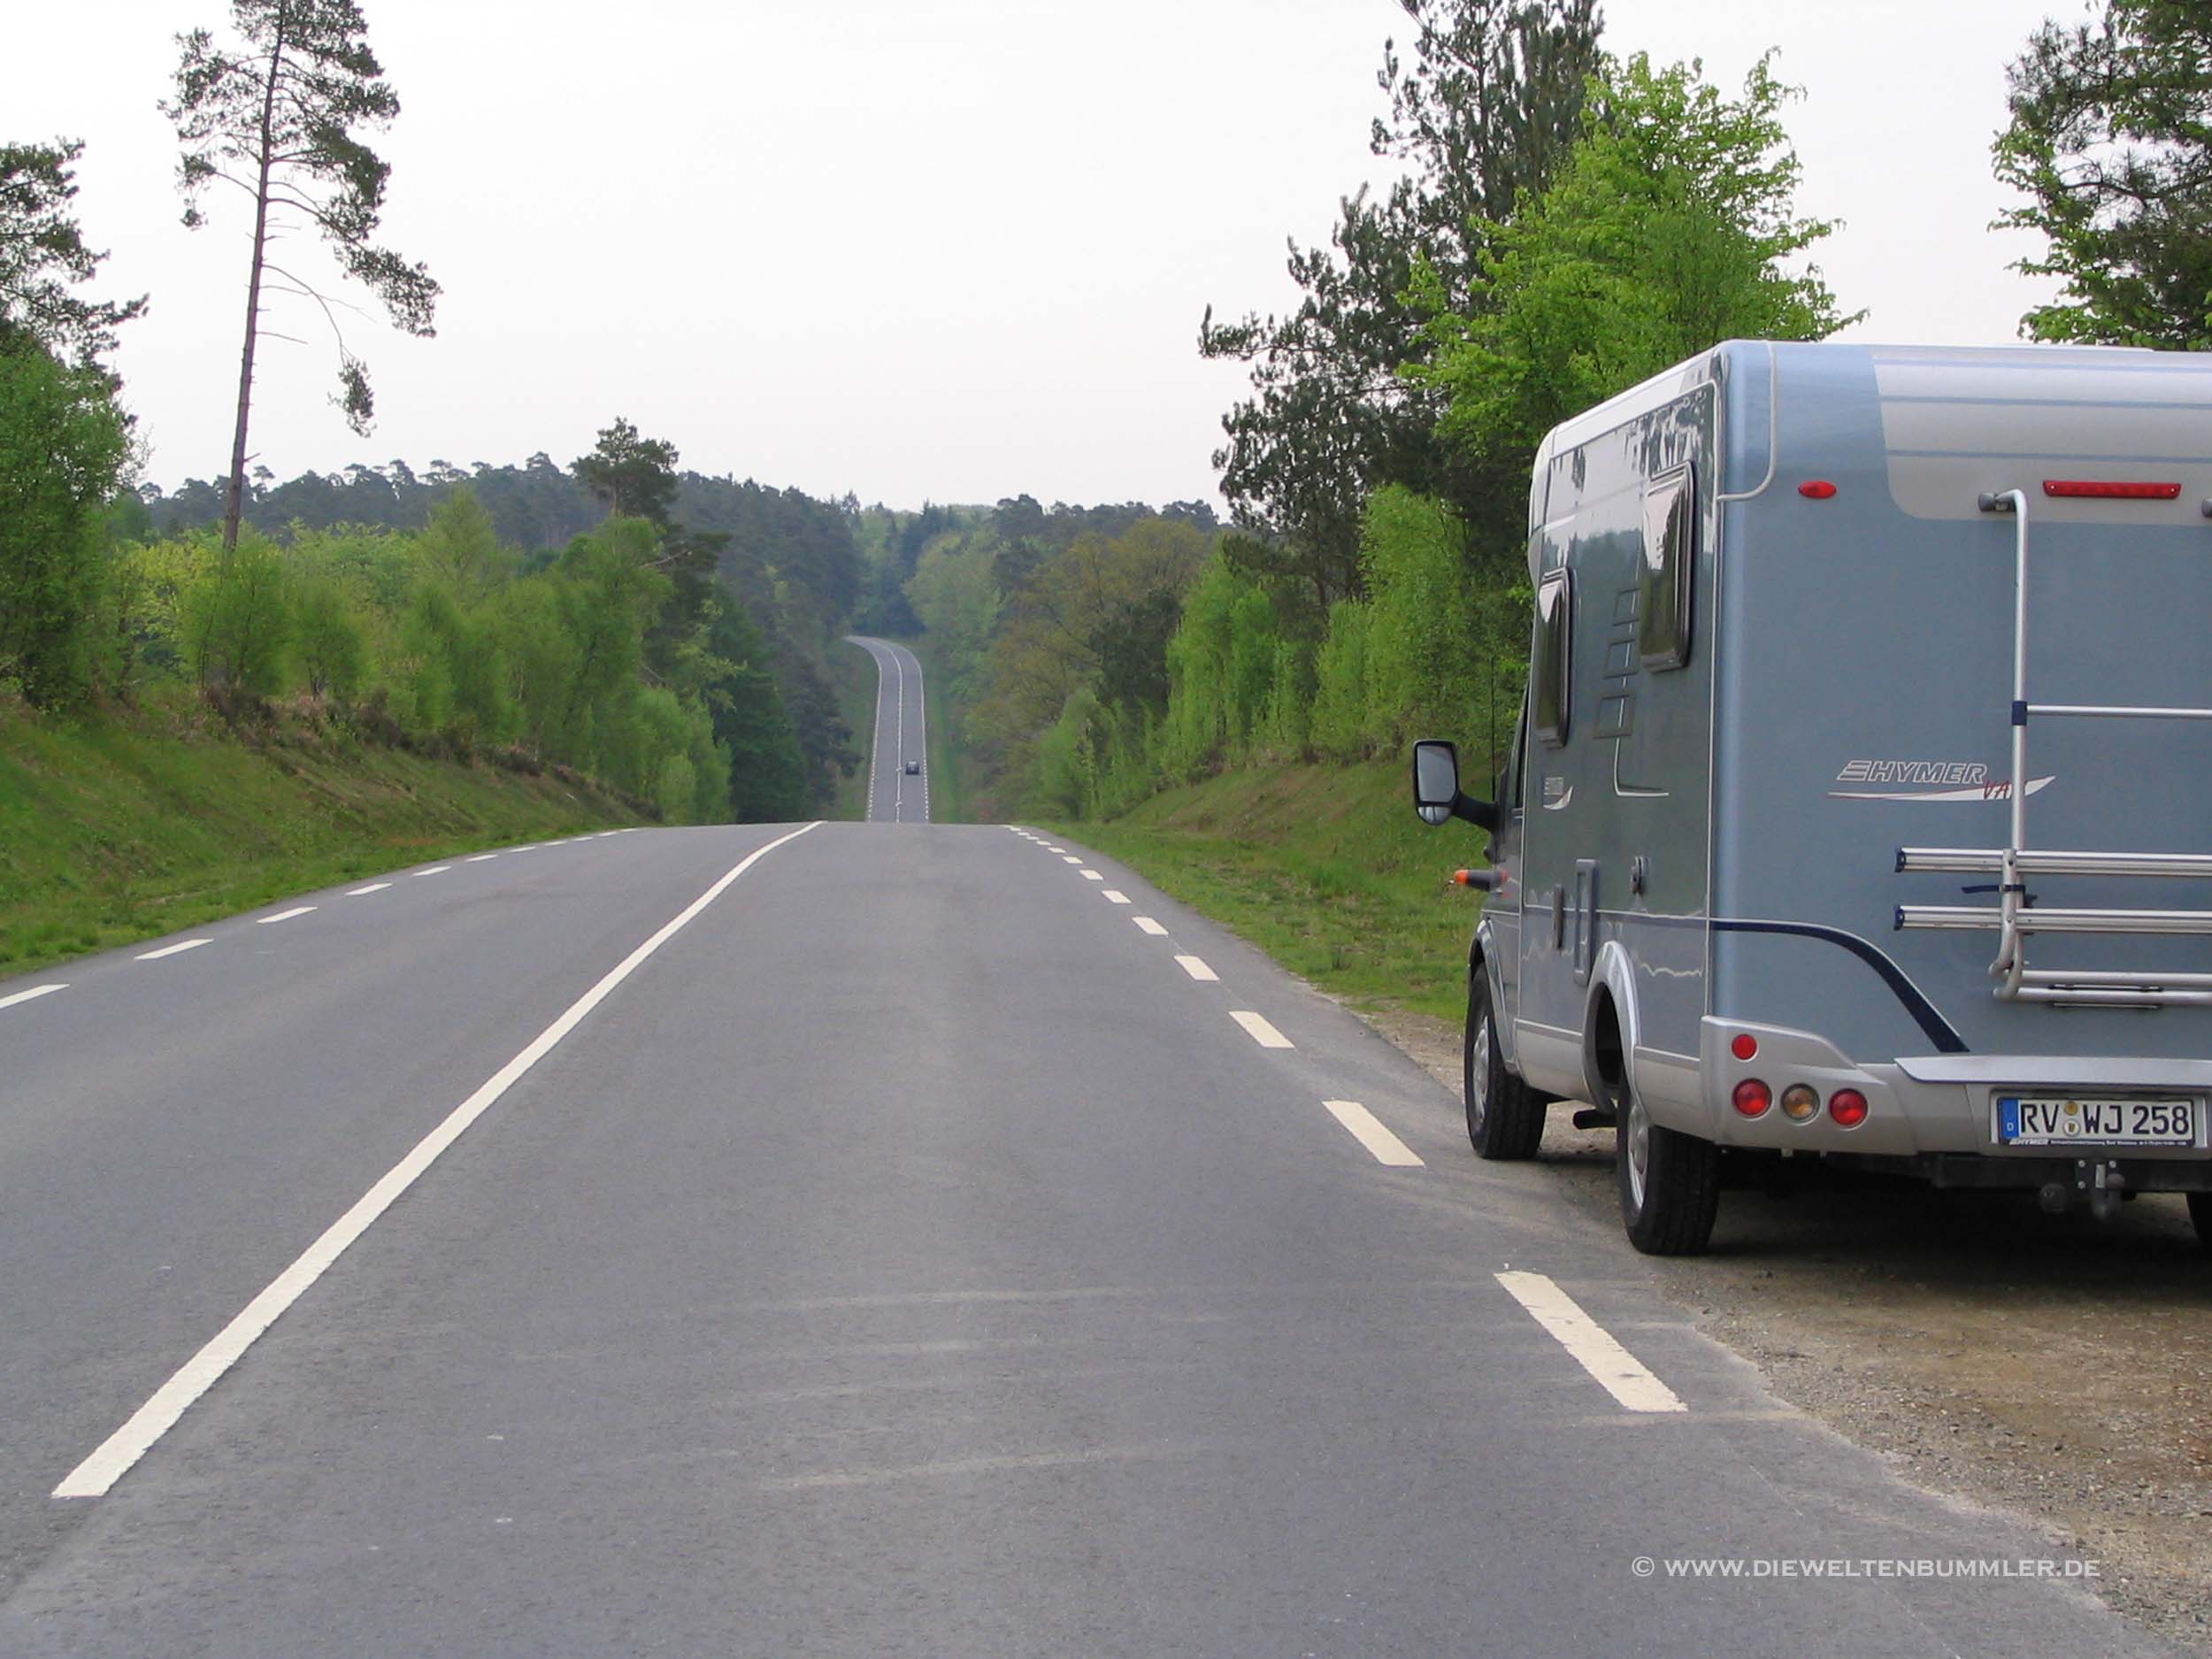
1463,971,1547,1159
1617,1091,1721,1256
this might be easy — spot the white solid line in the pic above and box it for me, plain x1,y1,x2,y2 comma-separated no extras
1080,870,1104,881
0,983,67,1010
1133,917,1169,936
414,865,451,877
465,854,498,863
1103,891,1131,904
1494,1271,1687,1414
1061,856,1083,864
53,820,826,1501
1322,1100,1425,1167
1175,955,1219,982
347,882,392,896
1230,1010,1294,1048
256,907,316,926
135,940,211,961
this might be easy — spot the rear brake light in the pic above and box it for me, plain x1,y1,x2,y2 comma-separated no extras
2042,480,2181,500
1829,1088,1870,1128
1732,1079,1772,1118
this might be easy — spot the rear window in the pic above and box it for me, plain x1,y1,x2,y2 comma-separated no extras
1533,571,1572,746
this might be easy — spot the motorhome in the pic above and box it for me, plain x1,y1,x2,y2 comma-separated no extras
1411,340,2212,1256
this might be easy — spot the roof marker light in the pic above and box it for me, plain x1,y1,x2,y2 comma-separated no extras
1797,480,1838,500
2042,480,2180,500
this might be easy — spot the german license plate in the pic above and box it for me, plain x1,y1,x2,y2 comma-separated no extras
1994,1094,2201,1148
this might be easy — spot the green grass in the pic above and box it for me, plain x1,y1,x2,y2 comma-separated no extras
1049,759,1484,1024
832,638,879,822
0,695,641,978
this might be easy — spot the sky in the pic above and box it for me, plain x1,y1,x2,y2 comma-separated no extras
6,0,2074,511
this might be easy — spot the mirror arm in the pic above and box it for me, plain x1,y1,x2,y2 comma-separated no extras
1453,792,1499,833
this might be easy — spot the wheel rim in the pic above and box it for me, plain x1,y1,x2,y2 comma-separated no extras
1469,1010,1492,1134
1624,1094,1651,1212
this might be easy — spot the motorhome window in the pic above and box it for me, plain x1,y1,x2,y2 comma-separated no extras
1638,465,1695,671
1533,571,1571,746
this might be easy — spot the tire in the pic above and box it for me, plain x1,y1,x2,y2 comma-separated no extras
1617,1089,1722,1256
1463,971,1547,1160
2189,1192,2212,1251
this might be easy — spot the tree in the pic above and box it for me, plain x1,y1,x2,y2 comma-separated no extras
1413,52,1857,470
1994,0,2212,349
1199,1,1603,591
0,339,131,704
165,0,439,551
574,417,680,525
0,138,146,366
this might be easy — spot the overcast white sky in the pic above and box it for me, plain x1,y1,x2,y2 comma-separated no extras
6,0,2072,509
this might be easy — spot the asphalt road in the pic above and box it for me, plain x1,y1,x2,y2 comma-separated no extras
848,634,930,824
0,820,2179,1656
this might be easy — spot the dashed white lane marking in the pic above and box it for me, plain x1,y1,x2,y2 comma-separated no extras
511,846,540,854
1134,917,1169,936
1080,870,1104,881
256,907,316,926
1230,1010,1294,1048
135,940,211,961
1322,1100,1424,1167
0,983,67,1010
1103,891,1131,905
347,882,392,896
1061,856,1083,864
1044,846,1064,853
465,854,498,863
1175,955,1218,982
414,865,451,877
1495,1271,1687,1414
52,820,826,1501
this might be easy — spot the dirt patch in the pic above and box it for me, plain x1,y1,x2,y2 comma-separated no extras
1363,1005,2212,1651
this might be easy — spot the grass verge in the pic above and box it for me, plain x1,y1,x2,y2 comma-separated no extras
1052,758,1483,1024
0,697,640,978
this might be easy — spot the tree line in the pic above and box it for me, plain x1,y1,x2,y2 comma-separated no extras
910,0,2209,823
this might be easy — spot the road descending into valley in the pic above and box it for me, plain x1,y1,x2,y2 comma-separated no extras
0,641,2174,1655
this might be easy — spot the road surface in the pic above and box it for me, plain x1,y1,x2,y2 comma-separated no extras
848,634,929,824
0,822,2176,1655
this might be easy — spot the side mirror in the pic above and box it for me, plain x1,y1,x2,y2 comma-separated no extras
1414,740,1462,826
1412,739,1500,832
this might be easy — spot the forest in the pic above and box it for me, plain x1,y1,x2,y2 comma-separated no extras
3,1,2203,833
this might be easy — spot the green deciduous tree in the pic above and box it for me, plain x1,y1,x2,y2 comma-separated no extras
1413,52,1856,471
165,0,439,550
0,338,132,704
0,138,146,366
1994,0,2212,348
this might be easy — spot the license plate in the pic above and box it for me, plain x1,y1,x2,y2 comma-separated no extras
1994,1094,2201,1148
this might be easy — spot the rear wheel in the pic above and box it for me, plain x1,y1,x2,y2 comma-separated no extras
1617,1090,1721,1255
1463,971,1546,1160
2189,1192,2211,1250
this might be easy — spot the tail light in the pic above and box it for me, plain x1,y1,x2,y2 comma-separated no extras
1730,1033,1759,1061
1829,1088,1870,1128
1732,1079,1772,1118
1779,1084,1820,1122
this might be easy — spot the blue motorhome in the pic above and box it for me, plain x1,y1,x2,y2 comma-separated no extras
1414,341,2212,1255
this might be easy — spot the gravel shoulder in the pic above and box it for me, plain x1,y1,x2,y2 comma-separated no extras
1365,1006,2212,1653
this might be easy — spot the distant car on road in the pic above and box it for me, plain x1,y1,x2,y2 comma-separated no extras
904,760,921,775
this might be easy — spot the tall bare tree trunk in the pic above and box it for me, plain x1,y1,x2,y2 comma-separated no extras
220,35,286,555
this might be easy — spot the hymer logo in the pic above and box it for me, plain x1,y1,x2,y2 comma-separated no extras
1831,760,2053,803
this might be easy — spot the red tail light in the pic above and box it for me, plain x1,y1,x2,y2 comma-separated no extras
1730,1033,1758,1061
2042,480,2180,500
1732,1079,1772,1118
1828,1088,1870,1128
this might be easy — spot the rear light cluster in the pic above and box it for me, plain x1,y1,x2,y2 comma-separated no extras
1728,1036,1869,1128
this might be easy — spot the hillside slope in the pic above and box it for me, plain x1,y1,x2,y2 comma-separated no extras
1,701,640,975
